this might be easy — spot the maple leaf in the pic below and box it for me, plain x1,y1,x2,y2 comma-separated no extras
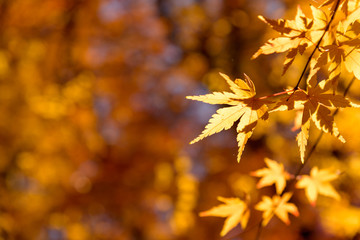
341,6,360,31
255,192,299,226
251,158,292,194
252,5,328,74
200,196,250,236
187,73,270,162
314,39,360,85
271,75,359,163
342,44,360,79
296,166,341,205
310,2,360,85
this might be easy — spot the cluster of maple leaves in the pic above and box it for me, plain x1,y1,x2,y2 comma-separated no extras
200,158,340,236
187,0,360,237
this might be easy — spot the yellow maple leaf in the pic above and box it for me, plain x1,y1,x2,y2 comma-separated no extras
199,196,250,236
343,44,360,79
187,73,270,162
309,4,360,87
314,40,360,84
252,5,327,74
251,158,292,194
255,192,299,226
341,6,360,31
296,166,341,205
271,74,359,163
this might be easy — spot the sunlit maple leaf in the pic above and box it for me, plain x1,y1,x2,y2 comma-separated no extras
187,73,270,162
271,74,359,163
255,192,299,226
318,0,358,15
309,3,360,86
314,39,360,84
251,158,292,194
296,119,310,163
200,196,250,236
252,5,328,74
296,166,341,205
341,6,360,31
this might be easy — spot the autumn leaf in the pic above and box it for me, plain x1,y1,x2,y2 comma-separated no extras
341,6,360,31
296,167,341,205
314,40,360,83
271,74,359,163
342,44,360,79
297,119,310,163
187,73,270,162
251,158,292,194
308,3,360,85
252,5,327,74
255,192,299,226
200,196,250,236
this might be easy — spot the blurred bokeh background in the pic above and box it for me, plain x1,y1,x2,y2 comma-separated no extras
1,0,360,239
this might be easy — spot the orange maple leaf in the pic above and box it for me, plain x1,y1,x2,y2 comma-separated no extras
251,158,292,194
296,166,341,205
255,192,299,226
200,196,250,236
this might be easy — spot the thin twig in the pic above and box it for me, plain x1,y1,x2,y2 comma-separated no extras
255,221,263,240
343,76,356,96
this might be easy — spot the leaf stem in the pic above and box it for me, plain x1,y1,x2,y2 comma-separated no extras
258,89,295,100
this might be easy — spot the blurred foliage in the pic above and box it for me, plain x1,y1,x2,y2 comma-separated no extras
0,0,360,239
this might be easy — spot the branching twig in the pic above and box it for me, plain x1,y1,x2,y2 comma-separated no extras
254,1,344,239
